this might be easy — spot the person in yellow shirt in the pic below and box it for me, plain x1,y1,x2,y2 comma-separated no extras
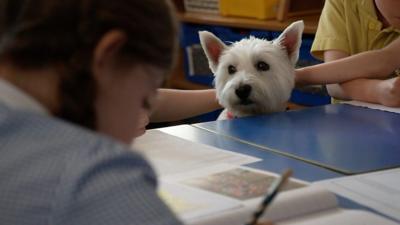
310,0,400,107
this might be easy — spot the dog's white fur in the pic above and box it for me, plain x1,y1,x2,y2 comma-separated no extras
199,21,304,120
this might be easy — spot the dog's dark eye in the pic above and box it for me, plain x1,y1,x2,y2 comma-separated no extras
228,65,237,75
256,61,270,71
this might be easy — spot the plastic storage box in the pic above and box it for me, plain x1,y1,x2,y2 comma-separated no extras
290,87,331,106
220,0,280,19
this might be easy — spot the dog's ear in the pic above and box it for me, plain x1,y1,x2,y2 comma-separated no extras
274,20,304,65
199,31,227,73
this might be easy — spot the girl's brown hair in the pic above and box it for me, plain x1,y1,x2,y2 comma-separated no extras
0,0,178,128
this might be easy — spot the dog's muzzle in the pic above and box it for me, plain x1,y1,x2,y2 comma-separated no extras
235,84,254,105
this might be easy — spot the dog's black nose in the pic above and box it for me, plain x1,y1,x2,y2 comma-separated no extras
235,84,252,100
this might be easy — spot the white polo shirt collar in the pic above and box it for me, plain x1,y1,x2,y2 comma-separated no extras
0,78,48,115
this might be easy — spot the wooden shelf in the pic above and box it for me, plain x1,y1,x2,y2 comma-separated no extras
177,11,320,34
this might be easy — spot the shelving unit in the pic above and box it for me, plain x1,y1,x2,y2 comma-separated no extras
177,11,320,34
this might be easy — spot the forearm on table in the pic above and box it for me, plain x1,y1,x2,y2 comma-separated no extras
327,78,383,103
296,50,395,86
150,89,221,122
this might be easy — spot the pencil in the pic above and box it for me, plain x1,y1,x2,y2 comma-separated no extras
246,169,293,225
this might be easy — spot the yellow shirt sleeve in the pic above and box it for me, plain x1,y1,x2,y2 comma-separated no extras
311,0,350,61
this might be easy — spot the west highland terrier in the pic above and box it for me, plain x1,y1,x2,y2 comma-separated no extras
199,21,304,120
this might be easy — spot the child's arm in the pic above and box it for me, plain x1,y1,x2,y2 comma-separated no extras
296,38,400,107
150,89,221,122
296,37,400,86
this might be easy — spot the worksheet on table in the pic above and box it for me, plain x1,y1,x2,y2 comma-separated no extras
133,129,261,176
315,168,400,221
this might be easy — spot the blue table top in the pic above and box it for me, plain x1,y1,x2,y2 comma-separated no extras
193,104,400,175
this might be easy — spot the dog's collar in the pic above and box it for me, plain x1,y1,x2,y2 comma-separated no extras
227,111,236,119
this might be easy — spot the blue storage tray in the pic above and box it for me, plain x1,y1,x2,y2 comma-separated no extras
290,89,331,106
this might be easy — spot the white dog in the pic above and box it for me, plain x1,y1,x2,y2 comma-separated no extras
199,21,304,120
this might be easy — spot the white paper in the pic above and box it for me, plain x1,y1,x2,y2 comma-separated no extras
342,100,400,114
132,130,261,176
315,168,400,221
278,209,399,225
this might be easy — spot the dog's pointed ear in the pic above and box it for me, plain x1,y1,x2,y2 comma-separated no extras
274,20,304,65
199,31,227,73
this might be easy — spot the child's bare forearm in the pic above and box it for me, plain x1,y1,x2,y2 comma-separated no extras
296,38,400,86
331,79,383,103
150,89,221,122
296,51,387,86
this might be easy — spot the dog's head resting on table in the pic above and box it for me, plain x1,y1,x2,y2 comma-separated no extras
199,21,304,120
